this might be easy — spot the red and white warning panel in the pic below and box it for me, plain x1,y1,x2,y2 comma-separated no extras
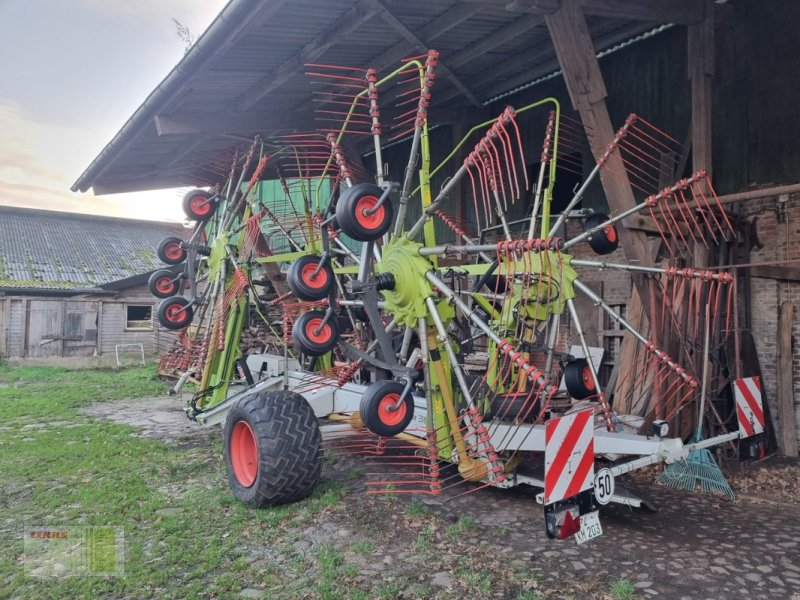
544,408,595,505
734,376,765,438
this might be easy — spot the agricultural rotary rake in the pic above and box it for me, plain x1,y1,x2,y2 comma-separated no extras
150,49,753,541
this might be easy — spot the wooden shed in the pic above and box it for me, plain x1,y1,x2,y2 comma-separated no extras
0,206,187,361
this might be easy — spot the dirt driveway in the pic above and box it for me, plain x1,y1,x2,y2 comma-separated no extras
85,396,800,599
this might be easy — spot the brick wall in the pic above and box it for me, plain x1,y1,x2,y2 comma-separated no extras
563,195,800,448
739,193,800,447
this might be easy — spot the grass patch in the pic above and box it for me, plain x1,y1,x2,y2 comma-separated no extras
0,365,350,599
446,514,478,539
351,540,375,554
405,498,430,518
611,578,636,600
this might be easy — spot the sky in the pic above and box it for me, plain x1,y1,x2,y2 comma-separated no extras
0,0,229,223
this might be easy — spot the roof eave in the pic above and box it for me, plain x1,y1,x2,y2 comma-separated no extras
70,0,266,194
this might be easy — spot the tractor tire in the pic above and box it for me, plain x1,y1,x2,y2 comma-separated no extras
157,236,187,265
484,392,540,422
148,269,181,299
563,358,597,400
286,254,335,301
224,390,322,507
359,380,414,437
157,297,194,330
335,183,393,241
182,189,217,221
584,213,619,255
292,310,339,356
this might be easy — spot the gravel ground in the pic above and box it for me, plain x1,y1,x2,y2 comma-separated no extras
85,396,800,599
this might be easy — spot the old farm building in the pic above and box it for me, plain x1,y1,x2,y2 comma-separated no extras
0,206,187,360
72,0,800,454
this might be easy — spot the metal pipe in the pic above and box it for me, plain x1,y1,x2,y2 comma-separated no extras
424,296,476,411
573,278,694,385
548,162,602,237
406,163,467,240
426,271,553,394
566,298,613,430
526,158,549,239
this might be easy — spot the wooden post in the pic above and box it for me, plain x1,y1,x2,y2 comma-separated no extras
689,0,715,178
777,301,798,457
545,0,654,309
545,1,666,416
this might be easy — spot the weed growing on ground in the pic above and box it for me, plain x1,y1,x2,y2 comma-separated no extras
611,578,636,600
405,497,430,517
446,514,478,539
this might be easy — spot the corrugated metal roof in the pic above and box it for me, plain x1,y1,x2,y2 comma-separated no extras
0,206,189,290
72,0,702,195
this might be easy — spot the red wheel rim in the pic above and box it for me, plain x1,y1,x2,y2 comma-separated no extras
230,421,258,487
354,195,385,230
190,195,211,216
377,393,407,427
165,303,186,324
301,262,328,289
155,277,174,295
164,242,184,261
305,318,332,344
582,366,596,391
603,225,617,243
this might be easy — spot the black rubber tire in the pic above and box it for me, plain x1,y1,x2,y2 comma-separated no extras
484,392,540,422
563,358,597,400
157,236,187,265
182,189,217,221
292,310,339,356
484,274,508,293
148,269,181,299
359,380,414,437
223,390,322,507
335,183,393,241
157,297,194,330
584,213,619,255
286,255,335,301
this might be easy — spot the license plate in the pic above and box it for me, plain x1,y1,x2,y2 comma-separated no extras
574,510,602,545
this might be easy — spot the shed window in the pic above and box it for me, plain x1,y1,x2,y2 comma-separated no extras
126,305,153,330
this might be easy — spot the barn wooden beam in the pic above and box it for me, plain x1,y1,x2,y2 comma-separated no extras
154,111,313,137
777,301,798,457
234,0,378,112
93,172,189,195
301,4,484,115
368,3,484,71
366,0,484,108
545,0,653,304
450,14,547,69
750,266,800,283
689,0,715,178
460,0,704,24
435,20,652,105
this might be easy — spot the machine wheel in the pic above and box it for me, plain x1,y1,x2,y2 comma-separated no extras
584,213,619,255
484,274,508,293
148,269,181,299
157,297,194,330
563,358,596,400
182,189,216,221
224,390,322,507
359,380,414,437
336,183,393,241
286,255,335,301
157,236,187,265
292,311,339,356
484,392,540,422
